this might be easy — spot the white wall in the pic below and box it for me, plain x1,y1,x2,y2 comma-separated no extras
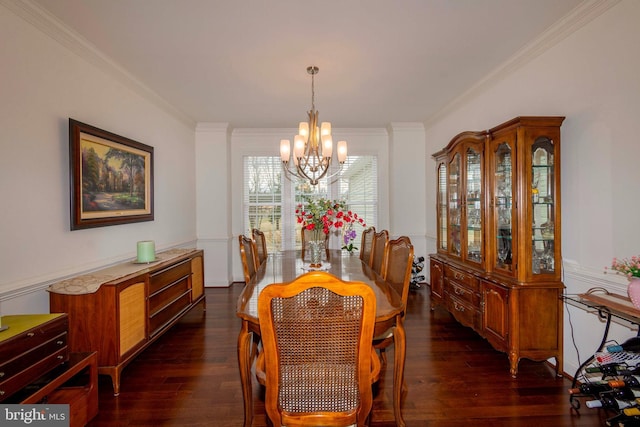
0,4,197,312
388,123,428,260
423,0,640,376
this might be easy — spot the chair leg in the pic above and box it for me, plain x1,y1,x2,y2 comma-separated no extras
378,347,388,366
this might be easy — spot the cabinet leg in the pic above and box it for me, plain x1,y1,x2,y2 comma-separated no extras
509,351,519,378
555,355,563,377
110,371,121,396
101,368,121,396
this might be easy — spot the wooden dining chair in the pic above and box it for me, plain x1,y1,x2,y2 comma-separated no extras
370,230,389,275
359,226,376,265
300,227,330,260
375,236,414,366
239,234,258,283
256,271,380,427
252,228,268,266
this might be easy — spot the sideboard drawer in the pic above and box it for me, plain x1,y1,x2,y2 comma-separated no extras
448,281,479,306
148,292,191,337
444,265,479,291
148,278,190,316
149,259,191,294
447,295,480,331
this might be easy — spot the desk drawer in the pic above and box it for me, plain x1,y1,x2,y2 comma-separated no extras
2,317,68,357
444,265,479,292
149,260,191,294
0,339,68,402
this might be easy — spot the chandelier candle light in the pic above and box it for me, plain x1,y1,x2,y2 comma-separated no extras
280,66,347,186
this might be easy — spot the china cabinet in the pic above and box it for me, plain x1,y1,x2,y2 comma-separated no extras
430,116,565,377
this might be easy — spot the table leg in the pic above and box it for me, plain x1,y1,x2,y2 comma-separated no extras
392,316,407,427
238,321,253,427
569,311,613,410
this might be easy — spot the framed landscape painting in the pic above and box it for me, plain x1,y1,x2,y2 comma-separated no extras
69,119,154,230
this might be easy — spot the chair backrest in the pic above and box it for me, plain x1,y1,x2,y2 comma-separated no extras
300,227,330,259
370,230,389,274
239,235,258,283
359,226,376,264
257,271,378,427
252,228,268,265
381,236,414,307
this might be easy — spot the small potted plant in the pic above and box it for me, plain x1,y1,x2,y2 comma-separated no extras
606,255,640,309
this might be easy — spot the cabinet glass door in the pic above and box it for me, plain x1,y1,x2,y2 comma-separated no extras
437,162,447,252
465,147,482,263
531,137,555,275
494,142,513,273
448,153,461,257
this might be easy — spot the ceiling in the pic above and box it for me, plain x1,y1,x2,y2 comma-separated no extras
32,0,585,129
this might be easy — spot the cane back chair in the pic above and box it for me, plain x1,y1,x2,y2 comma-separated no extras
256,271,380,427
375,236,414,366
359,226,376,265
369,230,389,275
239,234,258,283
252,228,268,266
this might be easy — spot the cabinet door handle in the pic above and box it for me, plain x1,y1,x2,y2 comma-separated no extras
57,355,64,360
0,372,4,378
56,340,64,345
26,332,35,337
454,302,465,312
454,287,465,296
0,390,5,396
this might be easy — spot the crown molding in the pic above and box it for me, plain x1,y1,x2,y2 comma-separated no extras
1,0,196,129
231,128,389,137
196,122,230,133
424,0,622,128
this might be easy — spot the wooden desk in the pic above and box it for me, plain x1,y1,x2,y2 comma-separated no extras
236,250,406,427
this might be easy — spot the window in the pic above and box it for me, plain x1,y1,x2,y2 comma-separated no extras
243,157,282,252
244,156,377,253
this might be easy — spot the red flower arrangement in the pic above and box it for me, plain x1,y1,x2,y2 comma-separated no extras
295,197,366,241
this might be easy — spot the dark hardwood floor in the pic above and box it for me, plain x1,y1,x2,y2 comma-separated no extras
87,284,606,426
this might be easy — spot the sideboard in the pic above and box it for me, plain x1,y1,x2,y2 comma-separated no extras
48,248,205,395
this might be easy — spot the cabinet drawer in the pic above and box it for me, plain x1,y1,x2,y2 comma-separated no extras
444,265,479,291
448,281,479,306
149,260,191,294
148,292,191,337
0,345,68,402
148,278,189,317
2,317,68,358
447,295,480,331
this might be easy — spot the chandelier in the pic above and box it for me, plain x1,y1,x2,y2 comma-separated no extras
280,66,347,186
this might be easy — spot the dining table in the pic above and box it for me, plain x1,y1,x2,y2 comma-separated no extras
236,249,407,427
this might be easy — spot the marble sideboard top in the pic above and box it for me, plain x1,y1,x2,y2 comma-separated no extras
48,248,197,295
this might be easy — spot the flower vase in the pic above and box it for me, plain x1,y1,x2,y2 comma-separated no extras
628,278,640,309
309,240,324,268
